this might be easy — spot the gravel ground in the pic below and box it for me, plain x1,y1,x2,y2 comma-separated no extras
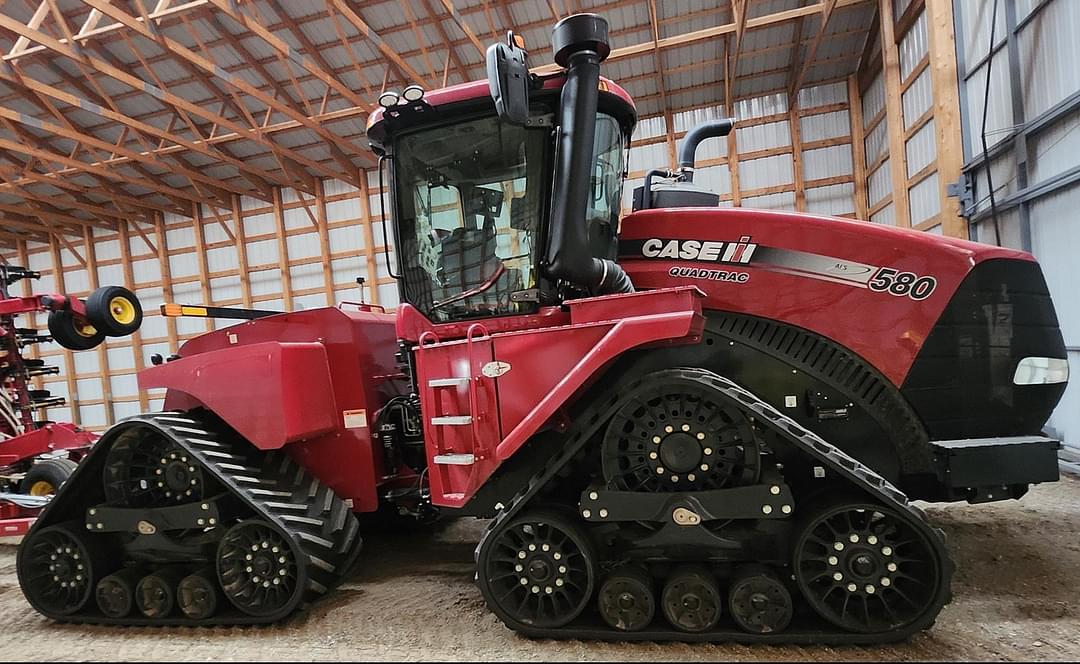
1,474,1078,662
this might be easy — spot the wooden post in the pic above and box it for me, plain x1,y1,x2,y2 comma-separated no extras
82,227,115,426
789,107,807,211
117,222,150,413
230,195,254,308
190,204,214,332
271,188,294,310
153,213,180,354
358,168,381,306
925,0,967,238
848,75,870,220
47,237,82,427
314,180,335,305
878,0,911,227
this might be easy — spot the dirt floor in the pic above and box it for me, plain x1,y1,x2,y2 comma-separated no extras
1,474,1079,662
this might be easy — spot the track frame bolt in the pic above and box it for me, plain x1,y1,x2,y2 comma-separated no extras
687,473,696,482
545,586,553,594
588,491,598,500
762,505,773,515
553,552,562,560
865,585,876,594
770,486,781,495
867,535,878,545
528,544,536,551
542,544,550,552
652,436,661,444
847,583,857,592
201,504,209,510
703,448,713,456
665,426,674,433
656,467,665,475
599,509,608,518
887,562,897,572
696,432,705,440
828,556,838,565
556,578,564,587
880,577,891,587
517,551,526,559
582,509,592,518
681,424,690,432
515,564,523,572
531,585,540,594
834,542,844,551
882,546,892,556
649,452,658,460
833,572,843,581
520,578,528,585
700,464,709,471
781,504,792,514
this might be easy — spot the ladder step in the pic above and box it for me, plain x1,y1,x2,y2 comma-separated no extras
433,453,475,466
431,415,472,426
428,377,470,387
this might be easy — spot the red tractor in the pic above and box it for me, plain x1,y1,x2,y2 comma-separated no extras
1,264,143,534
19,14,1068,643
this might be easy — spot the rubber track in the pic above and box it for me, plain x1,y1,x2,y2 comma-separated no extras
475,368,954,644
33,410,362,626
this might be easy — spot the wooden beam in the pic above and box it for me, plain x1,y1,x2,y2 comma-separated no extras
81,226,115,426
358,169,380,307
271,189,294,311
789,0,839,102
153,214,181,353
648,0,677,169
229,195,254,309
205,0,371,111
437,0,487,55
0,11,351,187
116,222,150,413
877,0,910,227
848,75,870,219
326,0,440,89
533,0,871,73
47,236,82,427
925,0,966,238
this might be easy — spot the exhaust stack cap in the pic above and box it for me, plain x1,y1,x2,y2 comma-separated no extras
552,13,610,67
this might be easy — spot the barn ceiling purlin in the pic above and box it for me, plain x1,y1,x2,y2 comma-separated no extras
0,0,875,247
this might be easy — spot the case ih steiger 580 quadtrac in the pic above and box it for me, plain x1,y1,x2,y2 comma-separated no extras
18,14,1068,643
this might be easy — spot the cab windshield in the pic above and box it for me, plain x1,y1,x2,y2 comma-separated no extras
393,112,625,322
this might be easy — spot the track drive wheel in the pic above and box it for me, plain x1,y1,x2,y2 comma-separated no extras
793,499,942,633
597,566,655,632
86,285,143,337
477,508,596,629
19,522,103,616
660,564,722,633
217,520,303,618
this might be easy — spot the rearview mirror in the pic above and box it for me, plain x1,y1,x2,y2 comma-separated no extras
486,32,530,126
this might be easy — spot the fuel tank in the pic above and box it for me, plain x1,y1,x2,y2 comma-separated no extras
618,207,1068,442
136,305,401,512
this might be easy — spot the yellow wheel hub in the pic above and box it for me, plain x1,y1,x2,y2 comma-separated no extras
28,480,55,496
76,320,97,337
109,296,137,325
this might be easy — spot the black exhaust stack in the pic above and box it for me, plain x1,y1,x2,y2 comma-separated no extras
544,14,633,295
677,118,735,183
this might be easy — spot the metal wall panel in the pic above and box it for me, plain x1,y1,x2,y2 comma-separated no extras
862,72,886,126
901,68,934,128
870,202,896,225
736,120,792,153
868,159,892,206
908,172,941,225
899,10,929,80
905,118,937,177
739,154,795,189
800,110,851,142
1017,0,1080,120
803,145,854,179
798,82,848,108
806,183,856,216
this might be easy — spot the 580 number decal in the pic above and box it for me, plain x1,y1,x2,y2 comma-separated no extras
868,267,937,300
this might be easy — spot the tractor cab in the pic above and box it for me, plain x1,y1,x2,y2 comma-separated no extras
366,15,637,323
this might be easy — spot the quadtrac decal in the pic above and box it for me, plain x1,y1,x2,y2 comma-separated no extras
620,236,938,300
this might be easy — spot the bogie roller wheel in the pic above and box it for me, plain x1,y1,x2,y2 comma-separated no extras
477,508,596,629
86,285,142,337
601,378,760,492
793,500,942,633
47,308,104,351
96,567,143,618
597,566,655,632
21,457,77,496
136,568,183,618
728,564,793,634
18,522,102,616
103,426,206,507
217,520,303,618
178,568,221,620
660,564,722,633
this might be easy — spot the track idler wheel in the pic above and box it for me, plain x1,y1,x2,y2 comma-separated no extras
660,564,722,633
96,567,143,618
727,564,793,634
476,509,596,629
19,522,103,616
178,568,222,620
597,566,655,632
136,568,184,618
217,520,302,618
794,500,942,633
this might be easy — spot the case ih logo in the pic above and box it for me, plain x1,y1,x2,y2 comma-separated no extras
640,236,757,264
